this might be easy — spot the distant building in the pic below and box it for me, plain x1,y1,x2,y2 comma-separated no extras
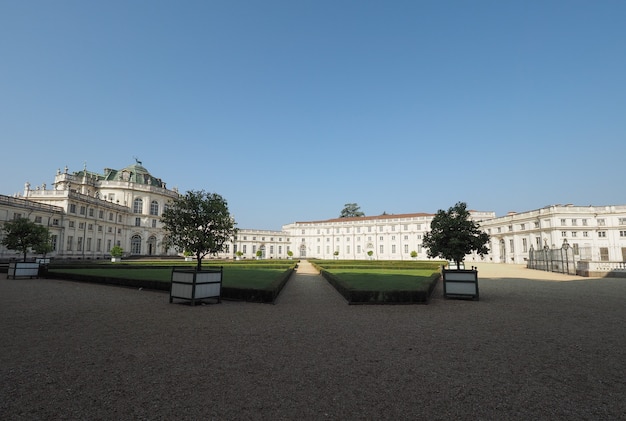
2,162,626,273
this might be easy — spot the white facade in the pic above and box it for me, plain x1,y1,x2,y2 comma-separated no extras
480,204,626,264
2,162,626,266
281,211,496,261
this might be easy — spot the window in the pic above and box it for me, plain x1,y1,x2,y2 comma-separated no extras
88,224,93,231
391,245,396,254
69,221,75,228
108,226,113,233
89,208,94,217
135,217,141,227
582,219,588,226
619,218,626,225
404,244,408,253
270,246,274,254
571,232,577,237
620,231,626,237
252,245,257,254
152,219,157,228
379,236,383,241
69,204,76,213
509,239,514,253
109,212,114,221
520,224,525,230
600,247,609,261
133,198,143,214
99,210,104,219
598,219,606,226
571,219,577,226
522,238,527,253
131,235,142,254
67,236,73,251
51,235,57,251
508,225,513,232
97,239,102,252
86,238,92,252
77,237,83,251
534,221,540,228
560,219,566,226
150,201,159,216
80,206,86,215
98,225,103,232
598,231,607,238
52,218,59,226
379,245,384,253
561,231,567,237
583,231,589,237
34,216,42,223
243,245,247,253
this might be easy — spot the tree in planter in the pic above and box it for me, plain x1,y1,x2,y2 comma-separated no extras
287,250,293,259
161,190,237,271
410,250,418,259
339,203,365,218
236,250,244,260
256,249,263,259
110,245,124,259
422,201,490,269
367,250,374,259
1,218,50,262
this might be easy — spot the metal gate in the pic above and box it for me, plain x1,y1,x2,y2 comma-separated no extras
527,243,577,275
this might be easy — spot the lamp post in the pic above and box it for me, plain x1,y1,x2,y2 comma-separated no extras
562,239,570,274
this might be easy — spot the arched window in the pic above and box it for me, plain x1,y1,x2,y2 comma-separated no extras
150,200,159,216
131,235,142,254
133,198,143,214
147,236,157,255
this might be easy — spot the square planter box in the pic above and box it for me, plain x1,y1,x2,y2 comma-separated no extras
443,268,479,300
8,262,41,279
169,267,223,306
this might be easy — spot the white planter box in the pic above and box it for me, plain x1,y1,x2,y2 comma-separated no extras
8,262,40,279
443,268,479,300
111,257,122,262
170,267,223,305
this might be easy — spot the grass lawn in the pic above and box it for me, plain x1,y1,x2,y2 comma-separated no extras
325,268,438,291
48,264,294,290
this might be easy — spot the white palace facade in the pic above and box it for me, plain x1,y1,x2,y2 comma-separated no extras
1,162,626,268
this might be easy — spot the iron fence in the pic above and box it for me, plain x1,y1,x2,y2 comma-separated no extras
527,244,577,275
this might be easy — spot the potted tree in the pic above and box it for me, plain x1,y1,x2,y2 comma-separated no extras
236,250,244,260
422,202,490,300
110,245,124,262
287,250,293,260
183,250,193,261
410,250,418,260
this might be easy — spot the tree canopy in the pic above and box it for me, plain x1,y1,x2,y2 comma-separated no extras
339,203,365,218
422,202,490,268
161,190,236,270
1,217,51,262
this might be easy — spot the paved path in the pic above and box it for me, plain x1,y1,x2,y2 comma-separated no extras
274,260,346,307
1,262,624,420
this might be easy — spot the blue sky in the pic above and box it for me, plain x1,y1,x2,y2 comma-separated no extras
1,0,625,230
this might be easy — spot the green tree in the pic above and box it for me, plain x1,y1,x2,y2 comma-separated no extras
339,203,365,218
1,218,51,262
422,202,490,268
161,190,237,270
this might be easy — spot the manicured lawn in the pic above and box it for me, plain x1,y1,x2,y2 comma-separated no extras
325,268,437,291
311,260,442,303
48,264,294,290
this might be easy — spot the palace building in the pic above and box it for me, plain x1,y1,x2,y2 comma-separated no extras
1,161,626,274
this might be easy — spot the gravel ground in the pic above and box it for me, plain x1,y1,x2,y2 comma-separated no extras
1,261,625,420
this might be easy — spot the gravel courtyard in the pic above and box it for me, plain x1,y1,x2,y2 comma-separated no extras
1,261,625,420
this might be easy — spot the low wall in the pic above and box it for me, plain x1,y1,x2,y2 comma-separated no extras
577,261,626,278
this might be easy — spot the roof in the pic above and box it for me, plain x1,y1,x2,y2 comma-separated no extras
294,212,434,225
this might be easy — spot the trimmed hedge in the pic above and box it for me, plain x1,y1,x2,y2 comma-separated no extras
43,264,296,304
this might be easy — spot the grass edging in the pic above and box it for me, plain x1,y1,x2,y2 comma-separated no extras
319,269,440,304
43,266,296,304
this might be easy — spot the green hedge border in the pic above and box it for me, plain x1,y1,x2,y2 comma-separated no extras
42,265,295,304
318,269,441,304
